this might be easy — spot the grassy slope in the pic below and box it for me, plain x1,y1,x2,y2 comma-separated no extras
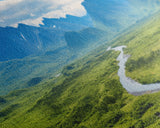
0,44,160,128
0,46,73,95
0,48,131,128
2,8,160,128
0,27,108,95
111,11,160,84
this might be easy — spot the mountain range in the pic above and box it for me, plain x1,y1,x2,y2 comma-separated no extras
1,0,160,127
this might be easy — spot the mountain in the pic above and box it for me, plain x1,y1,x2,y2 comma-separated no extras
0,26,107,95
83,0,160,36
1,0,160,95
1,0,160,61
0,24,65,61
0,14,93,62
65,28,107,51
41,14,93,31
1,7,160,128
2,1,160,127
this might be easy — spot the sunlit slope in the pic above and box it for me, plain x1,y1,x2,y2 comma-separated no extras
111,11,160,84
0,49,131,128
1,44,160,128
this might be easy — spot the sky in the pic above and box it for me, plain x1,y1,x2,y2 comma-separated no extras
0,0,86,27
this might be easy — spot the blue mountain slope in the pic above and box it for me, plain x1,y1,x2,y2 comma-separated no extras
0,46,74,95
65,28,107,50
0,15,93,62
0,27,107,95
41,14,93,31
83,0,160,32
0,24,65,61
1,0,160,62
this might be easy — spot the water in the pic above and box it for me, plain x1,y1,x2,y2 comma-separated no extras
111,46,160,95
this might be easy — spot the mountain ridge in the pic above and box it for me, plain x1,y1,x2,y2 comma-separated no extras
1,9,160,127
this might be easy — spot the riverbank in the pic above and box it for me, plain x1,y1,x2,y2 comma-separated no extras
109,46,160,95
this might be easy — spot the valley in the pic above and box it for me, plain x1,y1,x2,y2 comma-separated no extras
1,0,160,95
1,0,160,128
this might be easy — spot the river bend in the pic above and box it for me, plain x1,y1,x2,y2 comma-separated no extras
110,46,160,95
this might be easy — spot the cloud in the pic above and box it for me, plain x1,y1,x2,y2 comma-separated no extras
0,0,86,27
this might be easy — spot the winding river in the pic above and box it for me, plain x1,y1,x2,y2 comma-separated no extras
110,46,160,95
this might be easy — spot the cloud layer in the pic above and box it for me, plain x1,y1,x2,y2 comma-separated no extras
0,0,86,27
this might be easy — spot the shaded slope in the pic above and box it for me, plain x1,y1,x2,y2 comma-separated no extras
0,26,108,95
41,14,93,31
0,24,66,61
83,0,160,32
1,0,160,61
0,46,74,95
65,28,107,50
0,14,92,62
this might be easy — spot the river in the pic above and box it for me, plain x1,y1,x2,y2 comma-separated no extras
110,46,160,95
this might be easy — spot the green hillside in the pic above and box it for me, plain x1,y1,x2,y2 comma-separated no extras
0,46,73,95
2,6,160,128
0,27,107,95
2,0,160,96
112,11,160,84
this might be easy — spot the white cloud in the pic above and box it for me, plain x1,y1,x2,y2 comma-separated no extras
0,0,86,27
0,0,23,11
